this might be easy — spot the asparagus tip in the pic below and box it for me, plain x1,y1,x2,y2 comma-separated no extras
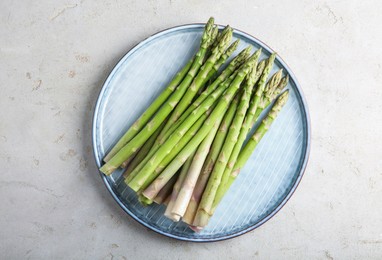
278,89,290,101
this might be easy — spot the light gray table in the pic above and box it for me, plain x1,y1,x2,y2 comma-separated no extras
1,1,381,259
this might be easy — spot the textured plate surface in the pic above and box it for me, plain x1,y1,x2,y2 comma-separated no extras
93,24,310,242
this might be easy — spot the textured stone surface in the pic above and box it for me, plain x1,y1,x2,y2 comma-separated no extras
1,1,381,259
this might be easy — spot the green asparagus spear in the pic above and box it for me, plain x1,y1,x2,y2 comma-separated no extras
209,26,219,49
253,74,288,122
194,91,289,227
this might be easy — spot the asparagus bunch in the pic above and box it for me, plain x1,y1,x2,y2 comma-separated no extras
99,17,291,231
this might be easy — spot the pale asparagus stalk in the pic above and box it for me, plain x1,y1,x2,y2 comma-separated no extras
153,171,178,204
164,152,195,221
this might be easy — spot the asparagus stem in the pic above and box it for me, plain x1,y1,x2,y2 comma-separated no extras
100,18,216,175
126,68,239,191
156,27,233,145
213,69,283,212
171,94,241,220
164,152,195,221
140,53,258,200
121,108,167,170
192,49,262,228
182,91,239,225
163,195,171,206
171,133,214,219
120,152,136,169
153,171,178,204
122,119,167,177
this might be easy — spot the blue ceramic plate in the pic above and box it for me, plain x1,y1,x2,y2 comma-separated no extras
93,24,310,242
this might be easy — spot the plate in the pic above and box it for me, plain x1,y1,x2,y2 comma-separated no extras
92,24,311,242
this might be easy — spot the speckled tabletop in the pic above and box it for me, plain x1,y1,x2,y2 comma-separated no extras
1,1,381,259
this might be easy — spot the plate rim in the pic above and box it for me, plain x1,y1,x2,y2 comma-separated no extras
92,23,311,242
